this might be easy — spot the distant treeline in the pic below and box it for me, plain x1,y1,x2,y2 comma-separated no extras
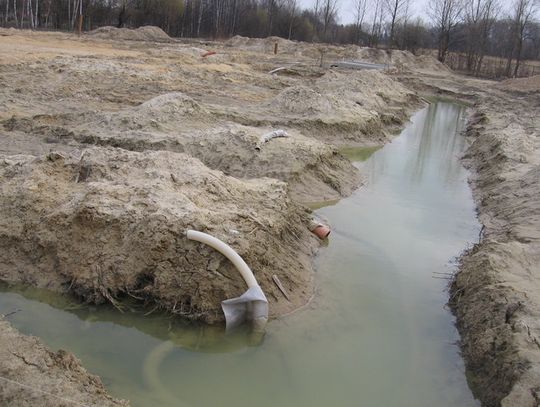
1,0,539,78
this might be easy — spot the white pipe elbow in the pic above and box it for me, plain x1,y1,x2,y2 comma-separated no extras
186,230,268,331
186,230,258,288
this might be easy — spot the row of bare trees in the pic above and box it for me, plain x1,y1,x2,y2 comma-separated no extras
1,0,538,76
427,0,538,77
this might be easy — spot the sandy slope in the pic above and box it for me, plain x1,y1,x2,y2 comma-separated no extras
0,29,427,405
0,317,129,406
1,27,538,407
455,90,540,407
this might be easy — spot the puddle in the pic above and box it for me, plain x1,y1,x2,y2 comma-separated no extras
0,102,480,407
339,145,381,161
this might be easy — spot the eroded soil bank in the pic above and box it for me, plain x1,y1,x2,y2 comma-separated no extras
0,28,429,405
0,317,129,407
1,27,539,406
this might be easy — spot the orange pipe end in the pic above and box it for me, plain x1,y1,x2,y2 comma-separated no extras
312,225,331,239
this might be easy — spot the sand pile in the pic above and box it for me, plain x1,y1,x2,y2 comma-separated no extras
104,92,211,129
266,86,334,116
356,47,393,64
225,37,450,73
0,148,317,323
414,54,451,72
0,27,18,36
225,35,331,59
254,70,419,144
355,47,447,71
226,35,298,54
87,26,171,42
2,91,360,202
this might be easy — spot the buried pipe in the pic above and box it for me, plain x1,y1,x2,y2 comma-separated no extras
255,129,289,150
308,218,331,239
185,230,268,333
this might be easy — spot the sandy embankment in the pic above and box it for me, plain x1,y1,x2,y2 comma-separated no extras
0,27,428,321
0,317,129,407
452,79,540,407
0,28,433,404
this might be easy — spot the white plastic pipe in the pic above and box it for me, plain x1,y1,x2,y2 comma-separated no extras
186,230,258,288
186,230,268,332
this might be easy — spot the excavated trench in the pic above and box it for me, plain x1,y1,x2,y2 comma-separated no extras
0,102,482,406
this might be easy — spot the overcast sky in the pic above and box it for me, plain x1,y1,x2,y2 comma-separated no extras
295,0,526,25
296,0,430,25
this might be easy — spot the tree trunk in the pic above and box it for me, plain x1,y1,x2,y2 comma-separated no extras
288,15,294,39
15,0,20,28
389,1,398,46
117,1,125,28
513,36,523,77
196,0,202,37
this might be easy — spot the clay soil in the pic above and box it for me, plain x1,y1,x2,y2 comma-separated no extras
0,27,538,407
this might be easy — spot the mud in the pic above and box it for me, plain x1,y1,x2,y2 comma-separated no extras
0,317,129,406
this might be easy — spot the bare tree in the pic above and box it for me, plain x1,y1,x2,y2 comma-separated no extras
13,0,18,27
321,0,338,41
463,0,498,74
354,0,367,44
506,0,537,77
369,0,385,47
429,0,463,62
266,0,285,36
287,0,297,39
384,0,409,46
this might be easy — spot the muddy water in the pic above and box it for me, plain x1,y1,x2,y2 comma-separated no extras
0,102,480,407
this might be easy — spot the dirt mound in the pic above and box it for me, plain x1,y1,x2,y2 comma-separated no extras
0,148,318,323
0,318,128,406
226,34,293,54
355,47,448,72
266,86,334,115
2,91,361,202
255,70,419,144
414,54,451,72
498,75,540,93
0,27,18,36
226,35,307,56
108,92,211,128
207,70,421,146
356,48,417,67
87,26,171,42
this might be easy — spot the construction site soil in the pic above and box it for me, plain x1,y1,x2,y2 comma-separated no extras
0,27,538,407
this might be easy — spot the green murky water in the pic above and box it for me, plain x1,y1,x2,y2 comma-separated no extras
0,102,480,406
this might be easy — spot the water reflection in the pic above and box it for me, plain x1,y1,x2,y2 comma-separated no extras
0,281,256,353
